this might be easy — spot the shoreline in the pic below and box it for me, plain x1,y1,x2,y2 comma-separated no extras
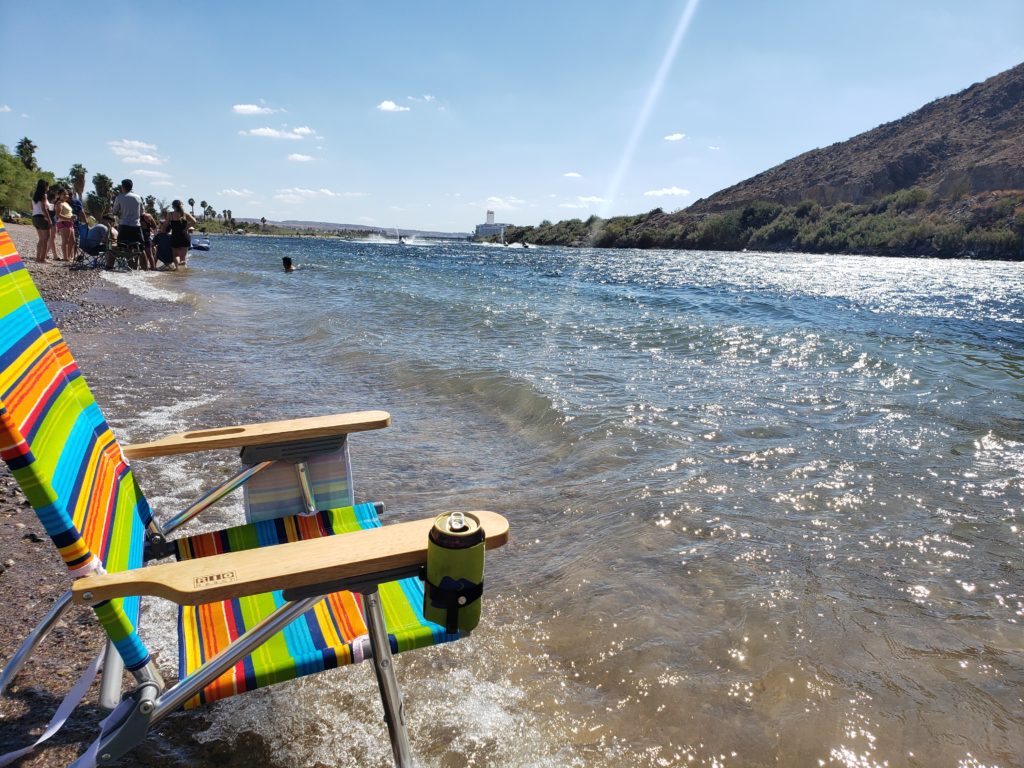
0,224,250,767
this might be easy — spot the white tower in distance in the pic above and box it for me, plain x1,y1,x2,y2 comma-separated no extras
486,210,495,226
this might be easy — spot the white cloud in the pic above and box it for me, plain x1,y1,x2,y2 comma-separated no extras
124,154,163,165
563,171,582,178
485,196,525,211
292,126,315,137
151,181,175,187
109,139,156,154
644,186,690,197
233,103,280,115
220,188,254,197
407,94,437,103
131,169,170,178
273,187,341,204
664,132,685,141
559,195,605,209
708,145,721,151
0,105,10,113
109,139,165,165
377,100,410,113
288,153,313,162
239,127,305,140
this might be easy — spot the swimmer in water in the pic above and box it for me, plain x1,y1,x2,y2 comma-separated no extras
282,256,296,272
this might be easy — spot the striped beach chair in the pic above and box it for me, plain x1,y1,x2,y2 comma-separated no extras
0,223,509,767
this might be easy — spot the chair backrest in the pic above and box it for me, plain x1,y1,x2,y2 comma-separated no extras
0,224,153,671
242,445,355,522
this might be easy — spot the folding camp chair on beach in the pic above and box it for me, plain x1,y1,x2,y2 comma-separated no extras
0,223,510,767
73,223,108,270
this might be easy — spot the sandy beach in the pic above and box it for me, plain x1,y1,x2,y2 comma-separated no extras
0,224,253,767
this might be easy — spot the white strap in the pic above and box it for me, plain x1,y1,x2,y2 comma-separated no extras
0,650,102,767
67,696,136,768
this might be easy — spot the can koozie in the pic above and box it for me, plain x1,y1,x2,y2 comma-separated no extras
424,512,485,633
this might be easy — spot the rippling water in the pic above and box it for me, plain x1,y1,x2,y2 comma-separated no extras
71,238,1023,767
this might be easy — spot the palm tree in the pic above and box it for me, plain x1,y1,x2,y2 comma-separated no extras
188,198,195,216
92,174,114,201
15,137,38,170
199,200,208,220
260,216,267,231
69,164,87,198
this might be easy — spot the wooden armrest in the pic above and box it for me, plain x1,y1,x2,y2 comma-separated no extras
71,510,509,606
122,410,390,459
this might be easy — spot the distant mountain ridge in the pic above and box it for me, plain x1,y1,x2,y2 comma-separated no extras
688,63,1024,213
501,63,1023,258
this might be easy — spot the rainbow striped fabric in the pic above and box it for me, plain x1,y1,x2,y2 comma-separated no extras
176,502,457,707
0,224,152,671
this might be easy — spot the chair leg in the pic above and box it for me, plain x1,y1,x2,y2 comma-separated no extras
0,589,74,695
364,588,414,768
98,641,125,710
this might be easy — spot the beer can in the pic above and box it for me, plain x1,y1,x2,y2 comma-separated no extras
424,511,485,633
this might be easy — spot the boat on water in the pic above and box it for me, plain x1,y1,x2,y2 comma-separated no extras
190,236,211,251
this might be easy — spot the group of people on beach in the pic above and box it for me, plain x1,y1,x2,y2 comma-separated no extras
31,178,198,271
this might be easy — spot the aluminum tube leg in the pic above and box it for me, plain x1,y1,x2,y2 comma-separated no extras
98,640,125,710
364,589,413,768
0,589,74,695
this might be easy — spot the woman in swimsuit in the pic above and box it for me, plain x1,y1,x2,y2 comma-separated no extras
30,179,50,263
55,188,76,262
163,199,197,269
46,189,59,261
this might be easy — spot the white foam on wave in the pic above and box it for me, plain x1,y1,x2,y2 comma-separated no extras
102,270,186,303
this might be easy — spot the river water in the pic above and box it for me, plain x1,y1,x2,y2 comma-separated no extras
69,237,1022,767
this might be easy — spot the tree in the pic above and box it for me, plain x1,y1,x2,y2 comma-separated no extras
199,200,207,219
261,216,267,230
69,164,87,198
15,137,37,171
144,195,157,217
85,173,116,220
0,144,48,216
188,197,195,216
92,173,115,201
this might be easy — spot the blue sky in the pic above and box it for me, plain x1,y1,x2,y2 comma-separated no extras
2,1,1022,232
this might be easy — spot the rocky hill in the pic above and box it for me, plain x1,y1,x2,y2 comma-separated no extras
687,63,1024,213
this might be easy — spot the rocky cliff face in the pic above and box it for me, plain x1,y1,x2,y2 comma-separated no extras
688,63,1024,213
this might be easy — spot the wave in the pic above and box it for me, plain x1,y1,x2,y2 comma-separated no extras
101,270,187,302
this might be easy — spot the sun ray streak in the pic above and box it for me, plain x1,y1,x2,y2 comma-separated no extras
600,0,702,220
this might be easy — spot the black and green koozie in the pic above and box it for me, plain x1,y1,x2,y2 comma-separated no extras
424,511,485,633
